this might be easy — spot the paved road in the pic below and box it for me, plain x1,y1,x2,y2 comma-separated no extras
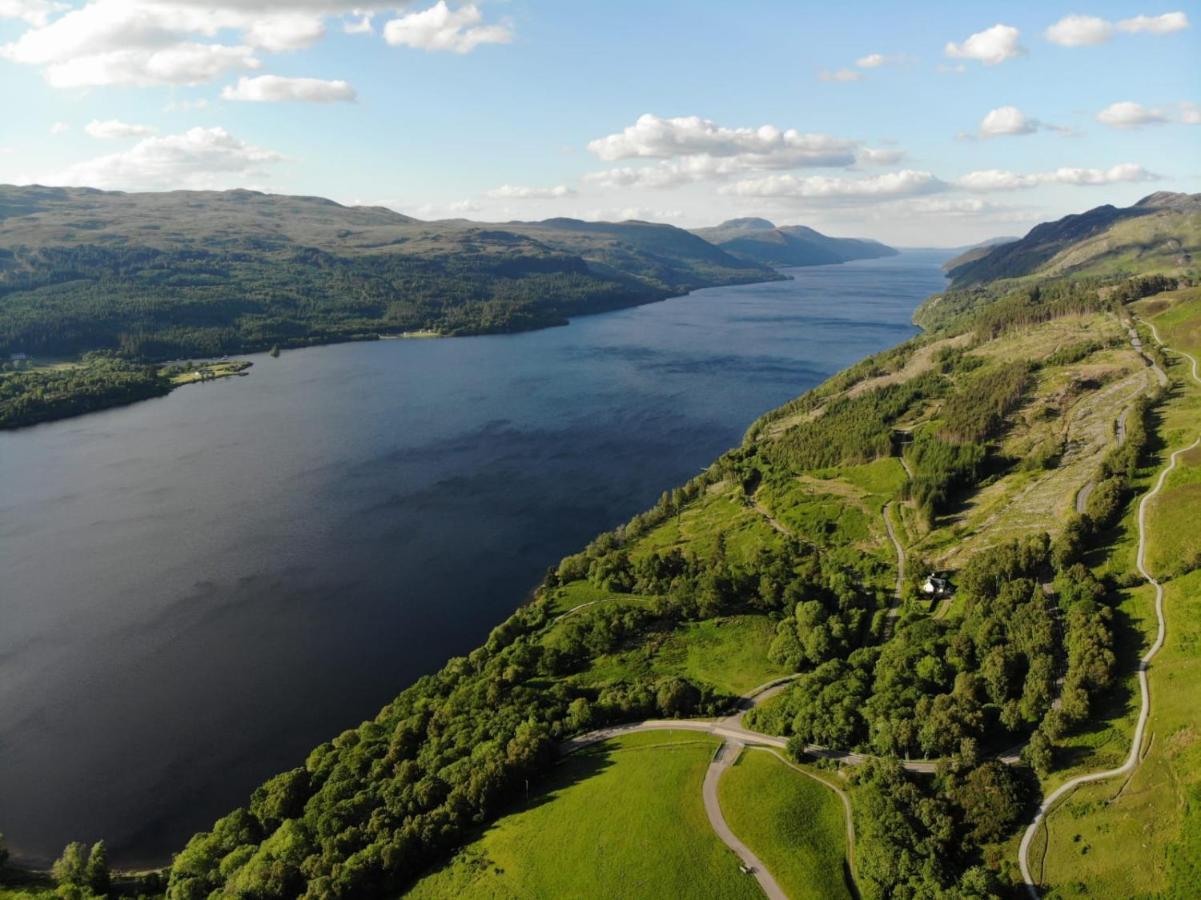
703,741,788,900
1018,321,1201,898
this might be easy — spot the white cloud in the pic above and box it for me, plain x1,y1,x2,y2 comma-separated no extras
222,74,356,102
1117,11,1189,34
383,1,512,53
1,1,265,89
1096,100,1169,129
957,163,1157,192
0,0,67,26
1181,102,1201,125
584,207,684,222
980,105,1037,137
721,169,946,201
0,0,376,88
818,67,862,82
46,126,284,190
858,147,906,165
1044,14,1113,46
854,52,912,68
1045,11,1189,46
945,23,1024,65
486,184,575,199
964,106,1071,140
588,114,858,167
85,118,157,139
242,13,325,52
49,120,70,134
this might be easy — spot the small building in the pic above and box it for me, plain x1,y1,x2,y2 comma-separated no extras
922,574,953,598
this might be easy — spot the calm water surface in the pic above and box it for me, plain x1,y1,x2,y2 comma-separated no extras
0,251,948,865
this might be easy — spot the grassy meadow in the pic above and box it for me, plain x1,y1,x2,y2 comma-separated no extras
717,749,853,900
404,731,760,899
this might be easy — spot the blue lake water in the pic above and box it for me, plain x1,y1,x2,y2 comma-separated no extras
0,250,949,865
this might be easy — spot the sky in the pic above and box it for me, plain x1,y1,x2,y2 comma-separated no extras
0,0,1199,245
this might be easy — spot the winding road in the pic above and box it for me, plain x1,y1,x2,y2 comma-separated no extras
565,676,868,899
1018,319,1201,898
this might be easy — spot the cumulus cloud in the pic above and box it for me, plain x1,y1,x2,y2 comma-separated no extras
1045,11,1189,46
49,120,70,134
85,118,157,139
818,67,862,82
0,1,266,88
971,105,1070,139
945,23,1024,65
858,147,906,165
46,126,284,190
383,1,512,53
0,0,398,87
222,75,356,102
957,163,1157,192
588,114,858,166
979,106,1037,137
1096,100,1169,129
0,0,67,26
721,169,947,201
485,184,575,199
1181,102,1201,125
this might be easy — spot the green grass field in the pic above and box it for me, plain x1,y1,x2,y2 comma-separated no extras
631,484,783,565
404,730,760,899
571,614,787,697
717,749,853,900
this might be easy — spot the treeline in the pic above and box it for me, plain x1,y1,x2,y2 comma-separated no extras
0,354,168,428
0,246,664,361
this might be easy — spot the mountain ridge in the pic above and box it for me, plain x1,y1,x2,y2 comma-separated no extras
690,217,897,268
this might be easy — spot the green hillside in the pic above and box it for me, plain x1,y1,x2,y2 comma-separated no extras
691,217,896,268
0,185,773,361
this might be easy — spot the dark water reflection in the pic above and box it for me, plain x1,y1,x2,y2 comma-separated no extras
0,251,948,865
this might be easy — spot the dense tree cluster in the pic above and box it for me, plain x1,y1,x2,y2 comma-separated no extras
0,354,168,428
750,533,1120,766
852,757,1028,899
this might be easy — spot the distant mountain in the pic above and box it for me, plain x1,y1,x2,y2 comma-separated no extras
0,186,775,360
945,192,1201,286
941,236,1020,273
690,218,897,268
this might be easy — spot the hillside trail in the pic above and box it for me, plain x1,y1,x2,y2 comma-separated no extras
1018,318,1201,898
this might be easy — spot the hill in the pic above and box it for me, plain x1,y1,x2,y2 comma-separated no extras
691,217,897,268
944,192,1201,286
941,236,1020,273
0,185,774,361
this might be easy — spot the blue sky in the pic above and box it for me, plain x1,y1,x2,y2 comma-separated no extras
1,0,1198,244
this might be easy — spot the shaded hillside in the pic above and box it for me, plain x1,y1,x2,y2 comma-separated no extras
0,186,774,359
946,192,1200,286
941,236,1019,273
917,193,1200,331
691,217,896,268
